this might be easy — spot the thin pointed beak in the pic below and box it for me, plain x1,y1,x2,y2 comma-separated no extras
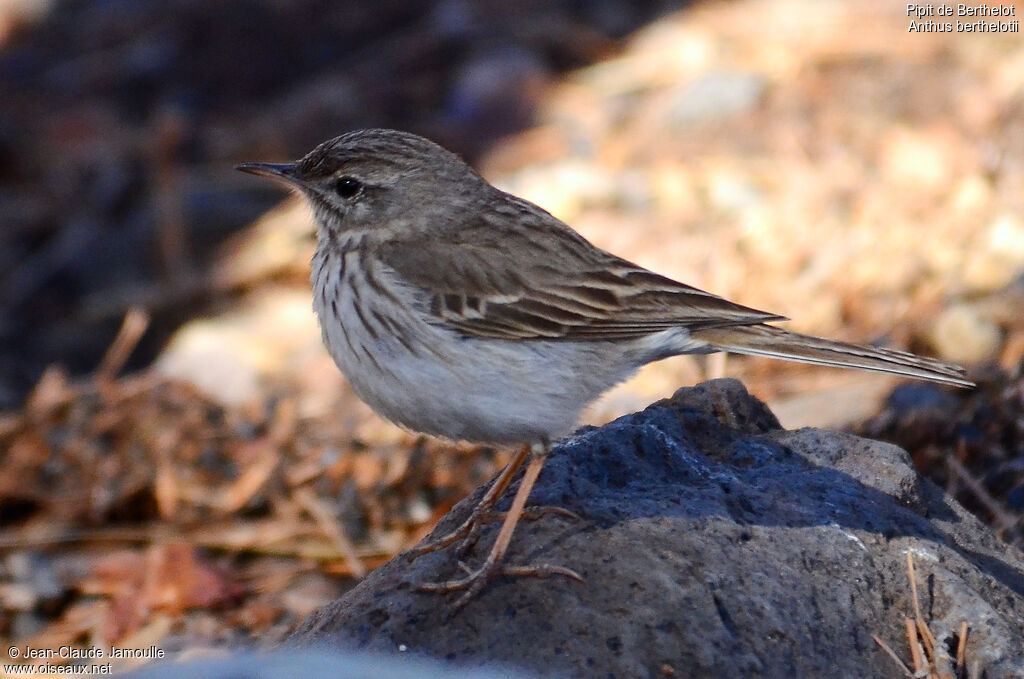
235,162,299,183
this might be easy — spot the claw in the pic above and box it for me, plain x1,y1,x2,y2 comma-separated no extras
416,559,584,615
509,505,581,523
407,447,579,562
407,508,486,560
412,442,583,616
406,446,531,561
452,505,580,558
502,564,584,582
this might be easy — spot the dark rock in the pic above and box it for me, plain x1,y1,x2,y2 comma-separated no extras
883,381,960,415
292,379,1024,678
857,368,1024,547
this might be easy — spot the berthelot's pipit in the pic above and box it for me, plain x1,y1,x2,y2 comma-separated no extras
237,128,973,609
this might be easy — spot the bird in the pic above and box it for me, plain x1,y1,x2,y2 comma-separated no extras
237,128,972,610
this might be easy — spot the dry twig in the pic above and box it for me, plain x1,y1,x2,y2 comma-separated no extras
946,451,1020,536
96,308,150,381
874,552,971,679
293,486,366,578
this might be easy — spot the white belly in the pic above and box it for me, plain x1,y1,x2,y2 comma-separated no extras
311,245,703,444
321,305,635,443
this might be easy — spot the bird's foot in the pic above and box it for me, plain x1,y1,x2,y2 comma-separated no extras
411,442,581,616
407,504,579,560
416,559,583,615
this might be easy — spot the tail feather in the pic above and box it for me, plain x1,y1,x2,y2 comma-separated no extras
691,324,974,387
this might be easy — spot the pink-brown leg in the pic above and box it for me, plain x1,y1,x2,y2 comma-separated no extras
416,442,583,613
406,445,529,559
407,445,578,560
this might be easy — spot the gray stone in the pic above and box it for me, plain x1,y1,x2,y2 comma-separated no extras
666,71,768,125
292,379,1024,678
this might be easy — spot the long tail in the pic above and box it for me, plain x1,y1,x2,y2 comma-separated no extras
691,324,974,387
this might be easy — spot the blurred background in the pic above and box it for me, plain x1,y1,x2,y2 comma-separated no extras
1,0,1022,669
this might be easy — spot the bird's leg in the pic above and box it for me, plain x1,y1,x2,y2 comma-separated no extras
407,445,527,560
706,351,728,380
407,444,578,561
416,442,583,613
454,501,580,557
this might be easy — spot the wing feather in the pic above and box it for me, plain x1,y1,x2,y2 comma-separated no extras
375,203,783,341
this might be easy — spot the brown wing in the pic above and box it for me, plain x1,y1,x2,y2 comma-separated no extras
376,199,783,341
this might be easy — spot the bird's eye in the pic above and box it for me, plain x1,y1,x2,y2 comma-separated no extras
335,176,362,198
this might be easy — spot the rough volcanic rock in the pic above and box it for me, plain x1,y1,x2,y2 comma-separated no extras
292,379,1024,678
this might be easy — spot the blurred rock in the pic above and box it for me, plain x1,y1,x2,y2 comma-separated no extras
446,46,547,131
855,367,1024,548
767,375,892,429
929,304,1001,365
878,126,958,194
0,0,52,41
291,380,1024,678
154,289,322,407
964,214,1024,291
881,382,960,418
664,70,767,126
987,213,1024,260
